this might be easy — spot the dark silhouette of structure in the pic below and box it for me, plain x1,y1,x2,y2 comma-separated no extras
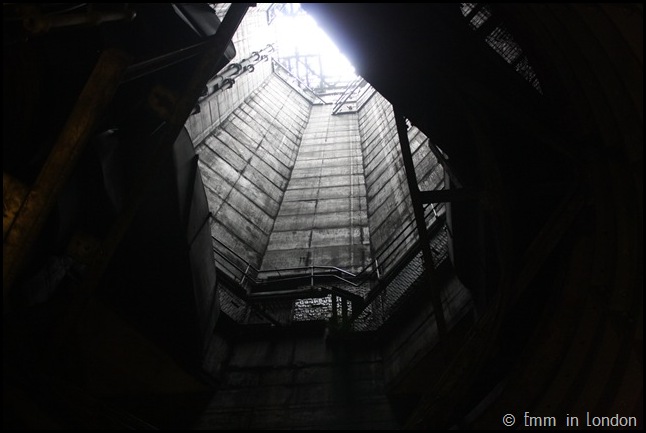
3,3,642,429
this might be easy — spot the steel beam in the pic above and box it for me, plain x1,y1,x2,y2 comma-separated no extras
3,48,132,305
395,109,447,338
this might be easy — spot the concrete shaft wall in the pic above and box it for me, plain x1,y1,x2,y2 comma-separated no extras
186,6,275,145
194,70,445,285
262,105,371,274
359,92,444,274
196,74,311,272
189,60,454,432
409,126,444,192
359,93,415,272
191,56,444,288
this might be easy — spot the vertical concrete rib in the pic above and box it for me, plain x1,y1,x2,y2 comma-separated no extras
195,74,311,272
262,104,371,276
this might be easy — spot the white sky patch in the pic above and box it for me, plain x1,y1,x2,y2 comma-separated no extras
273,6,356,86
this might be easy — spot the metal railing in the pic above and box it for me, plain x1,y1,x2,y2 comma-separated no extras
210,200,448,328
332,76,375,115
211,234,364,291
271,59,328,104
212,202,443,283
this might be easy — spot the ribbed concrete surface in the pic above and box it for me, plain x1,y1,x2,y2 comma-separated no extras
192,68,444,290
262,105,371,275
359,93,415,273
196,74,311,271
359,92,445,274
409,125,444,191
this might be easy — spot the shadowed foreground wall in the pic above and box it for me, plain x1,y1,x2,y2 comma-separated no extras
194,329,398,430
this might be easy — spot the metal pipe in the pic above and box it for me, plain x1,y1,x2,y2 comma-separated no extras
249,286,324,300
202,44,274,98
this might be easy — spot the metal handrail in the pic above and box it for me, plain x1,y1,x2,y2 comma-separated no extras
212,233,369,288
260,264,358,278
332,76,365,114
210,201,445,300
211,236,360,281
211,244,362,288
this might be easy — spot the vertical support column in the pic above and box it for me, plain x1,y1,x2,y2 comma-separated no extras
394,108,447,338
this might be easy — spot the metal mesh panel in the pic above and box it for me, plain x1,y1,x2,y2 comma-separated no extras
293,295,332,321
352,252,424,332
514,56,543,93
292,280,371,323
460,3,543,93
460,3,477,16
429,225,449,264
470,7,492,29
352,226,449,332
484,24,543,93
485,25,523,65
